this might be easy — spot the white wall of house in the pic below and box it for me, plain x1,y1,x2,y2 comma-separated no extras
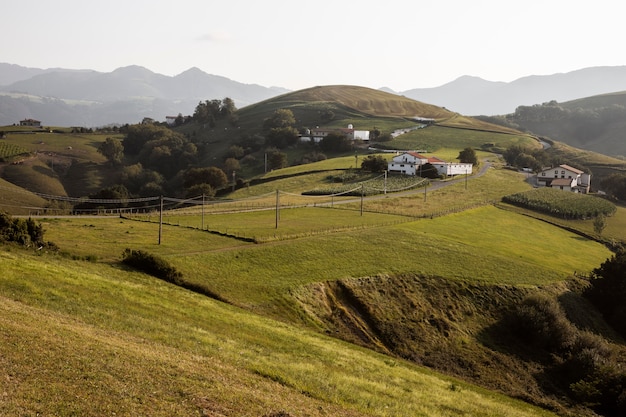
387,152,473,177
537,164,591,193
352,130,370,141
388,162,417,175
433,162,473,176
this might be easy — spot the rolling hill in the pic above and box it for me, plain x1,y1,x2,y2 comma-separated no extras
3,84,623,212
501,90,626,157
3,83,626,415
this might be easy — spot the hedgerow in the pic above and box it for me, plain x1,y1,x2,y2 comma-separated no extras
502,188,616,219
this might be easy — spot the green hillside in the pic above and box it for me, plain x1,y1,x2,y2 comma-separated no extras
4,151,626,415
504,91,626,158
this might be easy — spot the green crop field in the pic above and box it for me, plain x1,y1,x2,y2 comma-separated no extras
0,141,29,160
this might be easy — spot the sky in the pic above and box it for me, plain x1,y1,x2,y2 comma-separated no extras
4,0,625,92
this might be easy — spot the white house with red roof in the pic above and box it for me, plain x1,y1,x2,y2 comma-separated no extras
537,164,591,193
388,151,472,176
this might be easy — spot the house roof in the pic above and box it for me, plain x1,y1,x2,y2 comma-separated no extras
406,151,427,159
428,157,446,163
551,178,575,186
558,164,584,175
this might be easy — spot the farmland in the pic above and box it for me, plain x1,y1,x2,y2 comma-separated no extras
503,187,616,219
2,84,626,416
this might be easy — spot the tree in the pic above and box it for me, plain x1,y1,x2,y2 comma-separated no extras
98,137,124,165
185,183,215,198
594,214,608,235
227,145,245,159
265,126,299,148
319,132,352,152
586,250,626,336
223,158,240,176
183,167,228,190
263,109,296,130
361,155,387,173
220,97,237,117
419,163,440,179
457,147,478,165
266,148,288,170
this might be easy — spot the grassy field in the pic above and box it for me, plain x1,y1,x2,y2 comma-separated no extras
0,248,558,417
42,204,612,322
4,148,617,416
385,125,538,153
1,109,622,415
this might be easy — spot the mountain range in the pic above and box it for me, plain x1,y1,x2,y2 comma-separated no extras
393,66,626,115
3,63,626,126
0,64,288,126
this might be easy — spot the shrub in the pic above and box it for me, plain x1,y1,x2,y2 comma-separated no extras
121,248,183,284
0,212,51,249
586,250,626,337
510,294,577,352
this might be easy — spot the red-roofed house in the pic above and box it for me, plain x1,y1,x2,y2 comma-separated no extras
537,164,591,193
388,152,473,176
20,118,41,127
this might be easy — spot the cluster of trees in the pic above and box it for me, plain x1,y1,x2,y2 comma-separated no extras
94,123,231,202
502,144,557,172
506,101,626,144
193,98,237,127
600,173,626,202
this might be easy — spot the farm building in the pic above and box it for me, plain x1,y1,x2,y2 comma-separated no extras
300,124,370,143
19,118,41,127
537,164,591,194
387,151,473,177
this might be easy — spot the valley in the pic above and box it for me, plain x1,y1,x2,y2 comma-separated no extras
2,85,626,416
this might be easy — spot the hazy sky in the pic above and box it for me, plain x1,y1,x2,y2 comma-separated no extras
4,0,624,91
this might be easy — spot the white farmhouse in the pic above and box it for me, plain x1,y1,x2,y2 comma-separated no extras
537,164,591,193
301,124,370,143
387,152,473,177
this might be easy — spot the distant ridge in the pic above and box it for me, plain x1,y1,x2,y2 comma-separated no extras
397,66,626,115
0,63,289,126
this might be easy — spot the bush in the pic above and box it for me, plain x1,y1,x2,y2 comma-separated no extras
0,212,51,249
510,294,577,352
122,248,183,284
586,250,626,336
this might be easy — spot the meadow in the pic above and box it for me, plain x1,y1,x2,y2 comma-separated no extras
1,107,622,415
0,248,558,417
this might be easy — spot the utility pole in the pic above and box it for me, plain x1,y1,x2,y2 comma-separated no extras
201,194,205,230
360,184,364,216
158,195,163,245
275,189,280,229
384,170,387,195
